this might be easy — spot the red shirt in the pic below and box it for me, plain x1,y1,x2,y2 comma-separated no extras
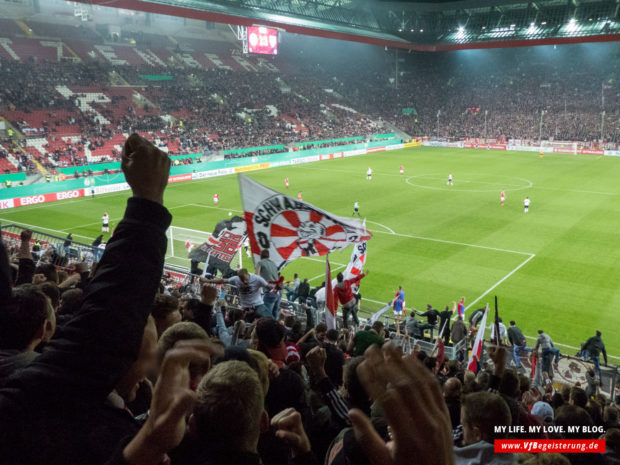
334,273,366,305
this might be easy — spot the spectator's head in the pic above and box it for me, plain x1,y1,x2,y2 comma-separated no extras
596,330,601,337
444,377,462,400
551,392,564,410
260,249,269,259
158,322,210,390
461,392,511,444
510,320,516,327
538,330,543,335
371,321,385,338
0,285,56,351
255,318,286,362
190,361,268,453
35,263,58,284
284,315,295,329
315,322,327,341
555,405,594,439
58,288,83,315
336,272,344,283
326,329,339,343
38,282,60,312
569,387,588,409
606,428,620,455
151,294,181,338
180,298,201,321
115,316,157,403
238,268,251,285
499,371,520,398
604,406,619,428
531,401,554,424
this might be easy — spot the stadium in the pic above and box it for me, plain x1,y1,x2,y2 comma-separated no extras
0,0,619,463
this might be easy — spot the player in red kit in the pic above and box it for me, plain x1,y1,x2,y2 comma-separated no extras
213,193,219,206
501,190,505,206
297,191,302,201
399,165,404,176
285,177,289,189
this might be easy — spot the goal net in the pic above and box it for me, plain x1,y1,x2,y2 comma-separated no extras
166,225,244,271
541,141,578,154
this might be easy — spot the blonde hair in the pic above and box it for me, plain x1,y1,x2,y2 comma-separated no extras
194,361,264,451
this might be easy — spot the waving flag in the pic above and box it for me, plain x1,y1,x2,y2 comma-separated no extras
343,222,367,280
467,305,489,372
325,255,338,330
188,215,247,276
239,174,372,270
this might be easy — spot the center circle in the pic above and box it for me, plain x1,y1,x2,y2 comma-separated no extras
405,174,533,193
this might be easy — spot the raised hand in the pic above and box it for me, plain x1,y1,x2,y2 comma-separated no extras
271,408,312,458
200,284,218,306
349,343,454,465
121,133,170,205
122,340,220,465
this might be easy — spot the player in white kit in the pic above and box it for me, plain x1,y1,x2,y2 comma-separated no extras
447,174,453,186
366,167,372,180
101,213,109,233
524,197,530,213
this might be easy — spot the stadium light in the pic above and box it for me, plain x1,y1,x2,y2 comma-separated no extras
541,21,547,25
458,26,464,33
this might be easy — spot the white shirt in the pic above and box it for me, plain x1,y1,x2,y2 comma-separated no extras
354,202,359,209
489,322,507,340
102,215,109,224
524,198,530,207
367,168,372,175
448,174,453,180
228,274,269,308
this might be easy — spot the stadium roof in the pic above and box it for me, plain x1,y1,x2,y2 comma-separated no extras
85,0,620,50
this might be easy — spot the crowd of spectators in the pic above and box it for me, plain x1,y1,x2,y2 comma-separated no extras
0,39,618,176
2,134,619,465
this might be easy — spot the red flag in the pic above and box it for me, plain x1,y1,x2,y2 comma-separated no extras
467,306,488,372
325,254,337,330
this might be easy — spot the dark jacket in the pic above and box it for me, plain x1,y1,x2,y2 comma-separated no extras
583,335,607,364
297,281,310,299
451,319,467,343
418,308,439,325
507,326,526,346
0,350,37,388
0,198,172,465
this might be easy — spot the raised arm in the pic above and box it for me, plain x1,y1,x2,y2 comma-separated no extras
4,134,171,401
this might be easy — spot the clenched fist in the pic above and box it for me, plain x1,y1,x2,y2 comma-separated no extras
122,134,170,205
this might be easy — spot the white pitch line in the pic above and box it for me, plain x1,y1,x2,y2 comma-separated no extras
371,229,532,256
67,203,194,230
303,256,347,267
188,203,244,213
366,220,395,235
464,253,536,312
307,264,345,283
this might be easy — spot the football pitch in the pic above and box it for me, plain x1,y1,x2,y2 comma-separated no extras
2,146,620,360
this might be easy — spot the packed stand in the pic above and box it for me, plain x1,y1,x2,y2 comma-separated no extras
2,136,618,465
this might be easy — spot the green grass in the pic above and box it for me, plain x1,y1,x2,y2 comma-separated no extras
2,146,620,360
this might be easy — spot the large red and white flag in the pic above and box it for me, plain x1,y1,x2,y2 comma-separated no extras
325,255,338,330
467,305,489,372
239,174,372,270
343,220,367,280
